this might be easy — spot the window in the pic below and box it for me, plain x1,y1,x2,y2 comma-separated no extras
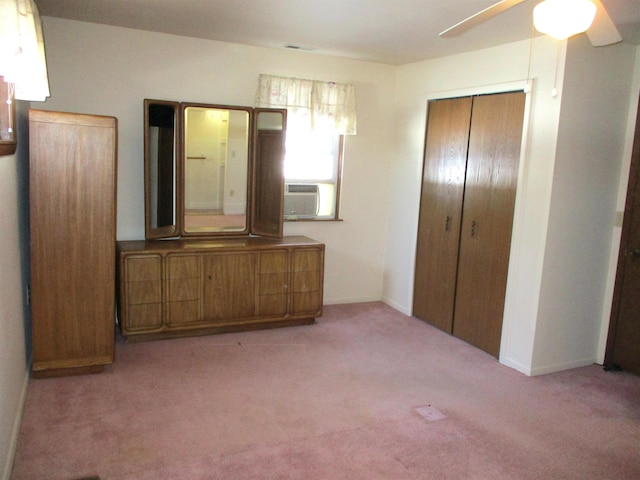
1,0,51,156
255,74,356,221
284,115,343,220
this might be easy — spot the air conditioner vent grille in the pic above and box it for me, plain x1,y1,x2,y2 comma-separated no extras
287,184,319,194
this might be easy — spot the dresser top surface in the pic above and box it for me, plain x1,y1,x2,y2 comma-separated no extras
117,235,323,254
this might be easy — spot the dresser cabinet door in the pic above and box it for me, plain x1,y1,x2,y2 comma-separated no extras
203,253,257,322
122,256,162,333
166,254,202,326
291,248,323,315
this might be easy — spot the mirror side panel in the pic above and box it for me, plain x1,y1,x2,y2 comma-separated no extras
251,108,287,238
145,99,181,239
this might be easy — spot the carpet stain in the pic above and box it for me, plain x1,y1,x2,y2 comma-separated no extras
415,405,447,421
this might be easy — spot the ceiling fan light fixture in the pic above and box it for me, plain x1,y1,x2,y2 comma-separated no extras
533,0,597,40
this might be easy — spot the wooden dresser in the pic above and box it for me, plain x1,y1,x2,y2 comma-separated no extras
29,109,117,377
116,236,324,341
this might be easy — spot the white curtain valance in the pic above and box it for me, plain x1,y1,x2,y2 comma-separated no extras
0,0,50,101
255,74,356,135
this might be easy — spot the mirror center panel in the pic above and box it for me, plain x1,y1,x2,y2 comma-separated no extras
183,106,250,233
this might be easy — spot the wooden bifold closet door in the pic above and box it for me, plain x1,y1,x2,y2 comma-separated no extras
413,91,526,357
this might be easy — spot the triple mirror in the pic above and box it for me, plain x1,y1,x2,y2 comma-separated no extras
144,99,286,240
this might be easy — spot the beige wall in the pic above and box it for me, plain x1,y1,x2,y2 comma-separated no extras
534,35,637,372
386,36,638,375
2,15,639,477
39,17,397,306
0,20,398,475
387,36,564,373
0,102,30,480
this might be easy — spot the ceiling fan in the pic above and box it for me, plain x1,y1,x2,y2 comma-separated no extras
440,0,622,47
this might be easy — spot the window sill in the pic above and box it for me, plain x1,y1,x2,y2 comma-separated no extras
284,217,344,222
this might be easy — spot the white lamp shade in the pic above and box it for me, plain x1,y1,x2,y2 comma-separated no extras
0,0,50,101
533,0,597,40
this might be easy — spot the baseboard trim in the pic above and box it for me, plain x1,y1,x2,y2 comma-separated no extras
324,296,382,306
499,356,533,376
381,297,411,316
2,365,29,480
528,357,598,377
500,355,598,377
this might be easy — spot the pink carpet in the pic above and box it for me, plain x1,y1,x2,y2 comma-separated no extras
184,213,246,230
10,302,640,479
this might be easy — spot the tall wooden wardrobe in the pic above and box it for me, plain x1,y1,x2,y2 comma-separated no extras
29,109,118,377
413,91,525,357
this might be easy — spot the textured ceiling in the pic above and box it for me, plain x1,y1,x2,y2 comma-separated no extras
35,0,640,65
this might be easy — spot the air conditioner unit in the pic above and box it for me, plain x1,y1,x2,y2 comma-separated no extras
284,183,319,218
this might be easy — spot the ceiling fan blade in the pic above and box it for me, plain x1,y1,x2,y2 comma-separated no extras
439,0,528,37
586,0,622,46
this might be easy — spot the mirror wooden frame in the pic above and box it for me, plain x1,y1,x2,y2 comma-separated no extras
181,102,253,238
144,98,286,240
144,99,181,239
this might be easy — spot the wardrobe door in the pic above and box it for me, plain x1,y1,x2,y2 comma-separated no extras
30,110,117,376
413,97,472,332
452,92,526,357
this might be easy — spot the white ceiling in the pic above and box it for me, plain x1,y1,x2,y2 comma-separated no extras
34,0,640,65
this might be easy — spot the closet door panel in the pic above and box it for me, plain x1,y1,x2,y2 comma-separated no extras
453,92,526,357
413,97,473,332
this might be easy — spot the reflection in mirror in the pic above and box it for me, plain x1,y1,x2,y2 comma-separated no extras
183,106,250,234
0,77,16,156
252,109,286,238
145,99,179,238
257,111,285,131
